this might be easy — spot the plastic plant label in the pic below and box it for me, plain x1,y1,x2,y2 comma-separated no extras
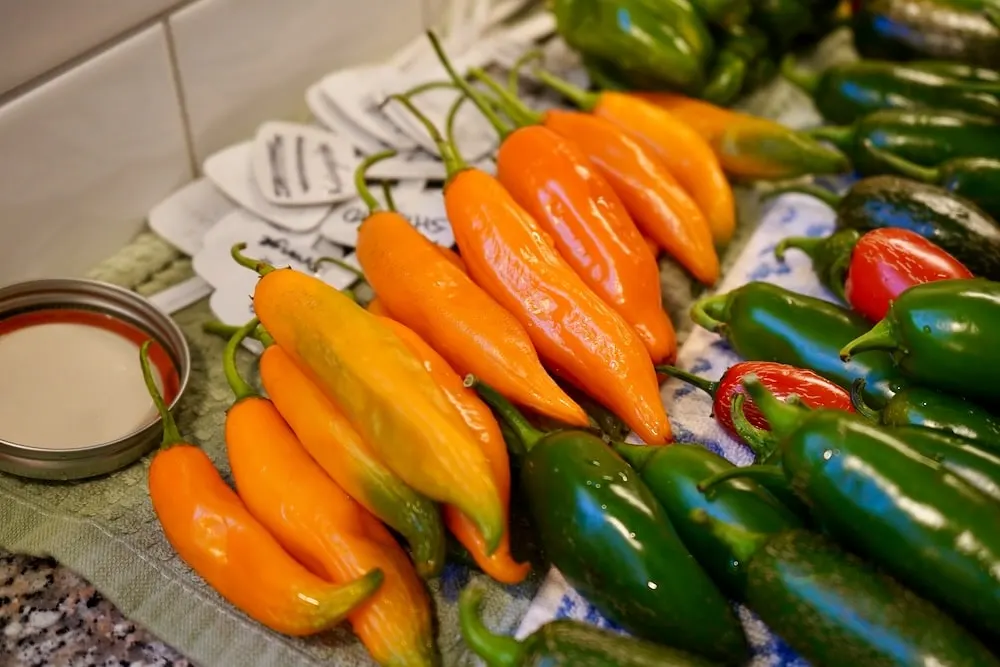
306,84,389,155
319,181,452,248
319,67,419,151
250,121,358,207
148,178,238,256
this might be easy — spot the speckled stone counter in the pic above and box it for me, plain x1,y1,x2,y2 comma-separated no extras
0,551,191,667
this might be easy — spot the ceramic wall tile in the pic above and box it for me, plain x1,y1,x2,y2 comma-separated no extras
0,24,192,285
169,0,432,163
0,0,184,97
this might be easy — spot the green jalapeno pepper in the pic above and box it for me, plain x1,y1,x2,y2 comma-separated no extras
842,278,1000,406
691,281,905,407
749,0,813,51
458,584,720,667
774,228,861,302
731,378,1000,646
473,381,748,663
781,57,1000,124
703,26,769,105
852,379,1000,453
688,0,752,28
809,109,1000,176
906,61,1000,83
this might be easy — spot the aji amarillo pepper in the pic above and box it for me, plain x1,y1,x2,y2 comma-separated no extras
462,64,719,286
390,102,670,443
353,153,587,429
378,317,529,585
229,246,505,553
633,92,850,180
430,70,676,363
533,70,736,245
138,342,382,637
220,321,436,666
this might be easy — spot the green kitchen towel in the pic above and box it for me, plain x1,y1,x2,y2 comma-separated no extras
0,231,538,667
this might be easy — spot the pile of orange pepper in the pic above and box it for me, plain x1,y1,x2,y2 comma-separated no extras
130,31,850,667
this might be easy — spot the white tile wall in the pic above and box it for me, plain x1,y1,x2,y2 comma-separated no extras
0,0,449,285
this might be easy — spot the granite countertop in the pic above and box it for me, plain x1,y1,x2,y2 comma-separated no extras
0,550,191,667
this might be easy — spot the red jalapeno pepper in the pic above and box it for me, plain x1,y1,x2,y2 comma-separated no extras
657,361,854,440
776,227,973,321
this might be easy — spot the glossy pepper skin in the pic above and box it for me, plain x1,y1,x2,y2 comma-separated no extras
906,61,1000,83
139,343,383,638
852,380,1000,451
378,317,528,585
691,281,905,407
615,443,802,598
781,57,1000,124
232,248,505,554
475,382,747,662
635,92,850,180
219,323,435,665
776,227,973,321
702,26,770,106
842,278,1000,405
494,124,677,363
656,361,854,440
741,380,1000,646
252,340,445,580
534,73,736,245
887,426,1000,502
551,0,711,94
458,585,719,667
809,108,1000,176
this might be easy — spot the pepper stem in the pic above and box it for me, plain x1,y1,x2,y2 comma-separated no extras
354,149,397,214
224,318,261,402
839,317,899,361
231,242,275,276
612,442,657,472
774,235,825,263
741,375,806,438
202,320,274,347
731,394,781,462
697,465,787,494
388,93,466,181
862,140,939,183
469,67,542,128
507,48,544,93
425,31,513,140
139,340,183,447
688,508,768,564
466,375,544,454
780,55,820,95
654,364,718,396
445,92,470,168
763,183,842,208
533,68,599,111
690,293,731,334
379,181,397,212
458,585,524,667
806,124,854,152
850,379,882,422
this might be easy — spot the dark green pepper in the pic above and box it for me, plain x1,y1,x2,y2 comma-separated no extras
703,26,769,105
690,281,905,406
552,0,711,94
852,0,1000,66
781,57,1000,124
688,0,752,29
735,378,1000,645
693,517,1000,667
769,175,1000,280
906,61,1000,83
863,145,1000,222
852,379,1000,453
842,278,1000,406
808,108,1000,176
473,382,748,663
458,584,720,667
773,228,862,302
749,0,813,51
613,443,804,597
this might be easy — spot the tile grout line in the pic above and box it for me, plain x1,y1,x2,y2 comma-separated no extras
162,18,200,178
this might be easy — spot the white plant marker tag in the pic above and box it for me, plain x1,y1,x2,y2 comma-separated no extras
319,181,452,248
320,67,419,151
250,121,358,207
148,276,214,315
306,84,389,155
148,178,238,256
203,142,332,233
364,149,451,181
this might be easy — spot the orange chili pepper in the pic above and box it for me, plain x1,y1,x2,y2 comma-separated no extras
138,342,382,637
379,317,529,584
535,71,736,245
630,92,850,180
437,245,467,273
354,158,588,429
643,235,661,259
470,71,719,287
221,321,437,666
393,79,670,445
366,296,393,317
230,244,505,553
